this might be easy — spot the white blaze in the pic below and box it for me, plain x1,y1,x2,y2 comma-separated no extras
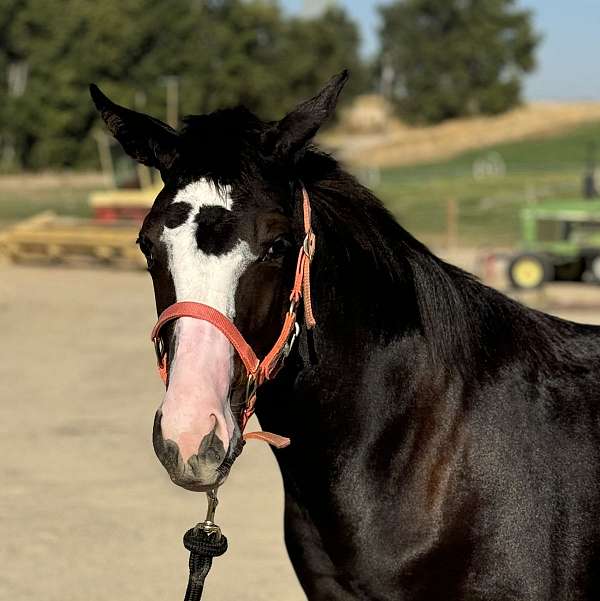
161,179,255,316
159,179,256,461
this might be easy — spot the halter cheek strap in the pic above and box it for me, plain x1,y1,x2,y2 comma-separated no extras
150,186,316,450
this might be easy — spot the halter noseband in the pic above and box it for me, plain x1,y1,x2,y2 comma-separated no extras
150,186,316,449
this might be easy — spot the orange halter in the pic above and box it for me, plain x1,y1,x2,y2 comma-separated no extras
150,186,316,449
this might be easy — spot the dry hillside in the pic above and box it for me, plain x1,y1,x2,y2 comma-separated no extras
324,95,600,169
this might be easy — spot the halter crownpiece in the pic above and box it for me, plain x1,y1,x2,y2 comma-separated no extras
150,185,316,448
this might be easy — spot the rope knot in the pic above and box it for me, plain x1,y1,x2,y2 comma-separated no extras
183,526,228,557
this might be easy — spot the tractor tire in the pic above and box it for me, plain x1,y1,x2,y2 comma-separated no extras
508,253,554,290
585,255,600,283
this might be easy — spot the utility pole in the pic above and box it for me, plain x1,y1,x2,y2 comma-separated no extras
160,76,180,129
583,141,598,199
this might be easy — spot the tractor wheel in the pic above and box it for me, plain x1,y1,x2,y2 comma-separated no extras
508,254,553,290
589,255,600,282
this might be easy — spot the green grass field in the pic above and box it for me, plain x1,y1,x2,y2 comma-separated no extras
373,121,600,246
0,187,93,222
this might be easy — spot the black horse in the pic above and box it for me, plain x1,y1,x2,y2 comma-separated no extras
91,72,600,600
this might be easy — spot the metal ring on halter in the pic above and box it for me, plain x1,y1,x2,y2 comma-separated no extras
245,373,258,403
283,322,301,358
154,336,165,366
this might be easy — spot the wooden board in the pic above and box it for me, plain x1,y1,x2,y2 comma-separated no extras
0,211,146,269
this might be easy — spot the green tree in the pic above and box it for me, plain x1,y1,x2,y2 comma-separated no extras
0,0,367,170
167,3,367,120
279,7,367,115
1,0,198,168
378,0,540,123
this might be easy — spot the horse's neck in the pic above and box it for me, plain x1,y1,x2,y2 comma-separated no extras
256,176,484,497
255,321,441,518
256,267,437,469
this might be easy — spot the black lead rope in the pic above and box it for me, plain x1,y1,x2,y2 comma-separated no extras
182,489,228,601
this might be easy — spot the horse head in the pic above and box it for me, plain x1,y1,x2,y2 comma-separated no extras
90,71,348,491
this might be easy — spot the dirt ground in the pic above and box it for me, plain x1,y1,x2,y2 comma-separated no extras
0,264,303,601
3,263,600,601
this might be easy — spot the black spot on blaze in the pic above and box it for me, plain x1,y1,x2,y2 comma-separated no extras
195,206,238,255
164,202,192,229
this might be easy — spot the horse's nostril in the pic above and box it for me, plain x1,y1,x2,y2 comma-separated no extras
197,424,226,467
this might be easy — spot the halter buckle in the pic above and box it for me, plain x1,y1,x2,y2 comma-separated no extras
303,230,316,260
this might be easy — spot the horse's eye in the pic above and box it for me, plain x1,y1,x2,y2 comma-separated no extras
145,252,155,270
264,235,293,261
137,236,155,270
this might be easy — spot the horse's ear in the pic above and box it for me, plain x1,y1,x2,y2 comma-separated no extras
89,84,179,173
264,70,349,162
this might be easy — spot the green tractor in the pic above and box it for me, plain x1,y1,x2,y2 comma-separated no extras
508,200,600,289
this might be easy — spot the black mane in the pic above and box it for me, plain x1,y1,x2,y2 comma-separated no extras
294,151,600,377
292,151,474,368
176,107,267,184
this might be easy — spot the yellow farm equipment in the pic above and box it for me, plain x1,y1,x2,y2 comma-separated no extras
88,183,160,222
